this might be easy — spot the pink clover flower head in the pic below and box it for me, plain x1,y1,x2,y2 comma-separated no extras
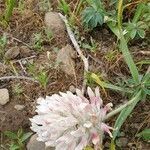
30,87,113,150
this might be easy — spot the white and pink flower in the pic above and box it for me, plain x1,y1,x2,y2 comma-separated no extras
30,87,113,150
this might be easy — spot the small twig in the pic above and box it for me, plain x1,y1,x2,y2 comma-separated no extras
0,76,38,82
12,55,36,63
59,13,89,93
18,60,27,75
139,51,150,55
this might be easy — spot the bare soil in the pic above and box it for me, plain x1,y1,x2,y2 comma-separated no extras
0,0,149,149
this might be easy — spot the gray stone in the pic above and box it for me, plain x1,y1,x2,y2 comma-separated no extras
0,89,9,105
56,45,75,76
27,134,55,150
45,12,66,39
5,46,20,60
20,46,31,57
117,137,128,147
14,105,25,111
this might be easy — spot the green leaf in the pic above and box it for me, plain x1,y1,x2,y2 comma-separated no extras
9,143,19,150
4,131,17,140
17,128,23,138
136,60,150,66
130,29,137,39
91,73,132,93
132,3,145,23
119,35,139,84
20,132,33,142
5,0,16,22
137,29,145,38
136,129,150,141
112,90,142,140
82,0,105,29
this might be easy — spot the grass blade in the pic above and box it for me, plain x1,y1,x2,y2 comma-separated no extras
119,36,140,84
91,73,132,93
5,0,16,22
112,90,142,140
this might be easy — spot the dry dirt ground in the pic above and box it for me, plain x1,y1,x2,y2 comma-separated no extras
0,0,150,149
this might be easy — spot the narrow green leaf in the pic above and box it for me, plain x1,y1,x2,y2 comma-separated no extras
132,3,145,23
4,131,17,140
112,90,142,140
137,29,145,38
5,0,16,22
9,143,19,150
20,132,33,142
136,129,150,141
91,73,132,93
136,60,150,65
119,35,139,84
130,29,137,39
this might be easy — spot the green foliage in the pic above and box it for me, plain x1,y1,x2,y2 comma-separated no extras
124,3,150,40
112,90,142,140
111,0,149,143
0,34,7,59
58,0,70,15
82,37,98,52
5,0,16,22
136,129,150,141
12,83,23,96
38,0,51,11
4,129,32,150
124,21,148,39
27,63,49,89
35,71,49,89
32,33,43,51
82,1,149,40
87,1,150,146
18,0,25,13
82,0,105,29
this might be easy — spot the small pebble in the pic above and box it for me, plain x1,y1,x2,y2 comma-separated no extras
69,85,76,93
5,46,20,60
0,89,9,105
27,134,55,150
14,105,25,111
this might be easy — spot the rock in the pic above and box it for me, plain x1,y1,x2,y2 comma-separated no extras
104,141,110,148
45,12,66,39
56,45,75,76
14,105,25,111
117,137,128,147
0,89,9,105
5,46,20,60
20,46,31,57
27,134,55,150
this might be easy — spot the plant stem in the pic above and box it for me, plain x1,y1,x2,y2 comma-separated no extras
105,90,142,120
59,13,89,93
0,76,38,82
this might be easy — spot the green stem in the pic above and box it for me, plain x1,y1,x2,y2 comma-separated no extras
105,90,142,120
